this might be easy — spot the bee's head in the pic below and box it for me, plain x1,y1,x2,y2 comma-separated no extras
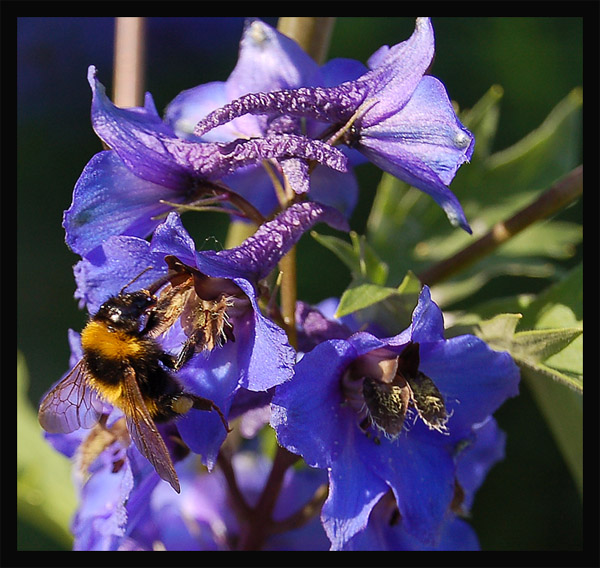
95,291,156,331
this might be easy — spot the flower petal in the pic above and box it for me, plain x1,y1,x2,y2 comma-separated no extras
176,339,241,470
358,17,435,127
207,201,349,281
321,442,388,550
164,81,235,142
410,286,446,343
419,336,520,440
227,19,320,99
235,285,296,391
88,66,192,190
369,434,455,543
359,76,473,232
64,151,180,257
73,235,167,313
271,339,359,469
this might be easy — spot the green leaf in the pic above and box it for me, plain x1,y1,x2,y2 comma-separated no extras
446,265,582,496
17,351,76,549
311,230,389,285
475,314,582,393
516,264,582,496
336,271,422,335
336,281,400,318
510,327,582,367
520,366,582,498
519,263,583,328
365,89,582,305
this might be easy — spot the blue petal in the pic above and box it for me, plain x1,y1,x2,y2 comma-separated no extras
321,441,388,550
176,340,241,470
410,286,445,343
271,339,359,469
150,212,198,268
309,165,359,219
88,66,192,190
237,286,296,391
319,57,367,88
64,151,180,257
164,80,235,142
419,336,520,440
72,444,134,550
151,213,295,392
374,435,455,543
224,163,283,218
359,17,435,127
73,235,168,313
227,19,321,98
359,76,473,232
204,202,349,281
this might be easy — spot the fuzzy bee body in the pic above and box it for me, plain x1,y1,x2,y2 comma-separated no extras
39,288,228,493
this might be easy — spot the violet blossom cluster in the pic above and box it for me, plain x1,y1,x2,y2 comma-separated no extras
42,18,519,551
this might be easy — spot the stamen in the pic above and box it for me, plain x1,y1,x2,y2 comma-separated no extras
325,98,379,147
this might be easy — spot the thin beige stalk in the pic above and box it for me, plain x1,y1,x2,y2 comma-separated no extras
113,18,146,108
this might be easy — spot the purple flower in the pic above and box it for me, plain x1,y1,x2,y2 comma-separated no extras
166,18,365,218
270,287,519,549
194,18,474,232
125,451,330,550
63,65,348,257
343,417,506,550
72,201,347,469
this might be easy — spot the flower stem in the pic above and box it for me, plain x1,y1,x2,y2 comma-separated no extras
233,19,337,550
277,17,336,65
113,17,146,108
237,446,301,550
275,17,336,349
418,165,583,286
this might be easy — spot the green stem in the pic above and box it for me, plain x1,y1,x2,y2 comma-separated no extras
274,17,336,348
417,165,583,286
232,19,336,550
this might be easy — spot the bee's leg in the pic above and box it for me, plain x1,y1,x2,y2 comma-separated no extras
173,334,201,371
190,395,231,433
159,352,178,370
140,308,162,336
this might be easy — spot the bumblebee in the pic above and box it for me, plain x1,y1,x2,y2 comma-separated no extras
38,275,229,493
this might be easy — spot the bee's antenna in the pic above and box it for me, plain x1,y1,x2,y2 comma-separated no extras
119,267,154,295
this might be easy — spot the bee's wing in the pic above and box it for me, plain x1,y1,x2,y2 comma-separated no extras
120,366,180,493
38,359,104,433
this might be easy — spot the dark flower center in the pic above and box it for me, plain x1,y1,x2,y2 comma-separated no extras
343,342,449,439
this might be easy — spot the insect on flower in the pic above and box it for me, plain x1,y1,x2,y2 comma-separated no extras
38,270,229,493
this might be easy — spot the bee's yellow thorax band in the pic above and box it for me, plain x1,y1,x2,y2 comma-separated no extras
81,321,145,360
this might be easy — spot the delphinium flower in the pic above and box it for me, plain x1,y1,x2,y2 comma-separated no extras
34,16,528,553
64,65,349,258
165,18,367,218
271,287,520,549
194,17,474,232
42,198,348,548
343,417,506,550
71,201,347,469
120,451,331,551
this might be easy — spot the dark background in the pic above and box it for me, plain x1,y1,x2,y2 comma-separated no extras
17,17,583,550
